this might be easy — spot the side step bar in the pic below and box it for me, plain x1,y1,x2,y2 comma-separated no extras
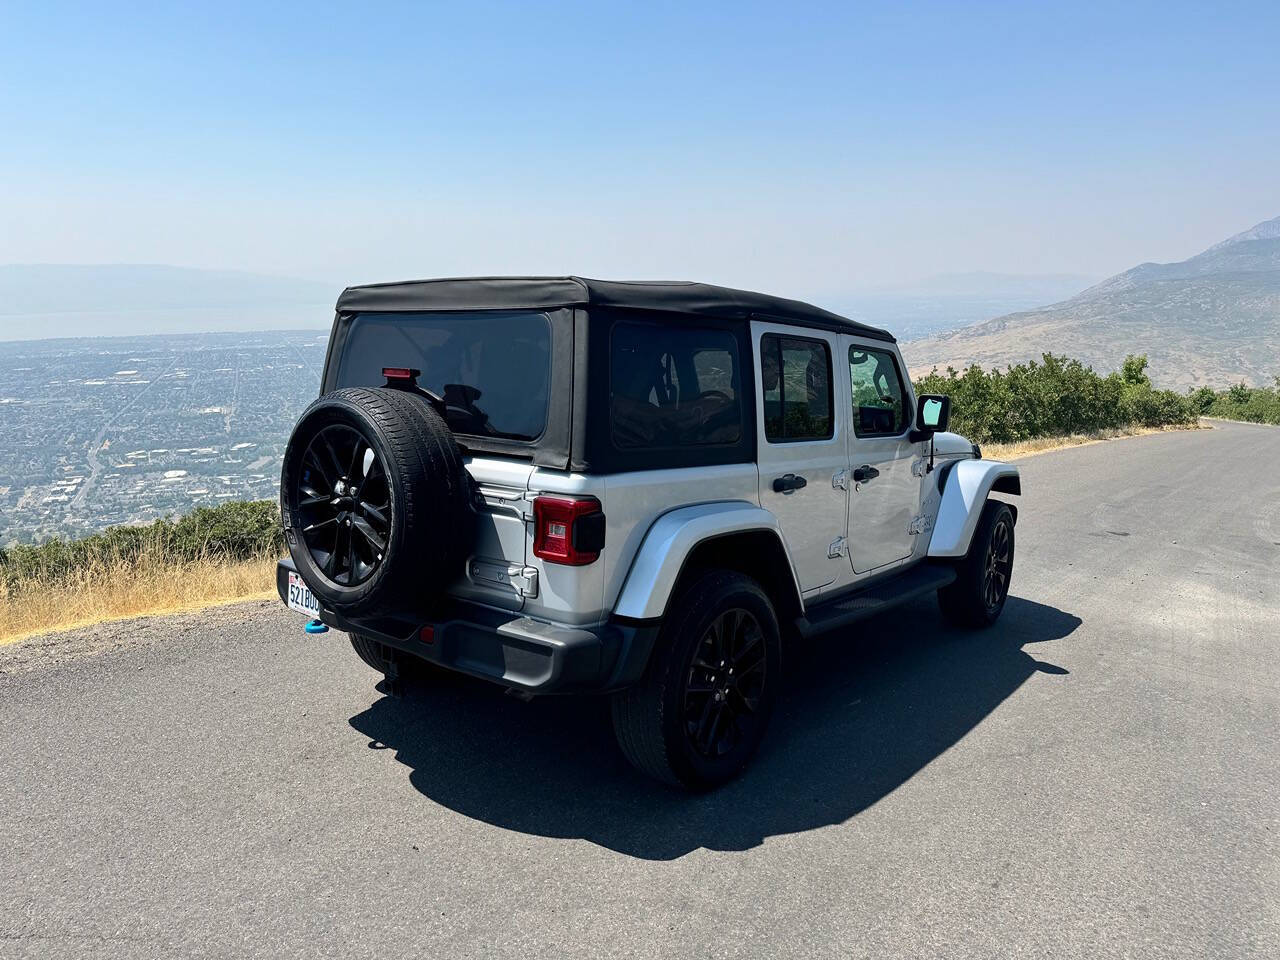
795,562,957,639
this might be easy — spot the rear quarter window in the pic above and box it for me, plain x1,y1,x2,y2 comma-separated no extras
334,311,551,442
610,322,744,449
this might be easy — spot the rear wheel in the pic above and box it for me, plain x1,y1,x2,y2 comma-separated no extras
938,500,1016,628
348,633,438,686
611,571,781,790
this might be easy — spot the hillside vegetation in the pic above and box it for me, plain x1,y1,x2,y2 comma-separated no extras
0,501,282,643
1190,379,1280,426
913,353,1198,444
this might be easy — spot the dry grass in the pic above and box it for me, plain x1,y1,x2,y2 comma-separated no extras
0,554,277,647
982,421,1205,461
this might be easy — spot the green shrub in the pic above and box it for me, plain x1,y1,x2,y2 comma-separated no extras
0,500,282,594
1205,380,1280,425
914,353,1198,444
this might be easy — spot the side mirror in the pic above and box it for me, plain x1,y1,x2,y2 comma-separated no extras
910,394,950,441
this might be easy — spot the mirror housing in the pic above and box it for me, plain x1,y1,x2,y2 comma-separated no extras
909,394,951,441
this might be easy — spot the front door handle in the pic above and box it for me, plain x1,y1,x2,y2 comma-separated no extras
773,473,808,493
852,465,880,483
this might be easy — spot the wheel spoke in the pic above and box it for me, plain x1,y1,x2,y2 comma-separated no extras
693,693,718,750
304,446,333,489
345,525,357,582
730,687,760,715
351,516,387,554
319,431,345,482
347,440,364,485
361,503,389,531
303,516,337,534
726,609,743,653
702,704,726,754
323,530,340,576
709,619,725,662
734,630,761,663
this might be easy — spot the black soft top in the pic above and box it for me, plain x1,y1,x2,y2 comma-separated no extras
335,276,894,343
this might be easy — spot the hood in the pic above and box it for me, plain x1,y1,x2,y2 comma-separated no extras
930,431,977,457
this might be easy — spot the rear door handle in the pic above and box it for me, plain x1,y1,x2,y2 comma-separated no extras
852,465,880,483
772,473,808,493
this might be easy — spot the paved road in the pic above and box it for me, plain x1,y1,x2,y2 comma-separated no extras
3,421,1278,959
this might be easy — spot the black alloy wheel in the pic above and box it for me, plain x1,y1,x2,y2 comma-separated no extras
296,423,391,587
611,570,782,790
937,499,1016,628
982,513,1013,612
282,386,472,617
683,608,768,759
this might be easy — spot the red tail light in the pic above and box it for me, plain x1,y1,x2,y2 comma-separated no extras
382,366,420,382
533,496,605,566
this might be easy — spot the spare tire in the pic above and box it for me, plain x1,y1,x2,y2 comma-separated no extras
280,386,472,617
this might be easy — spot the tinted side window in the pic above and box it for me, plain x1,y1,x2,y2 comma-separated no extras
761,334,833,442
610,323,743,449
849,346,908,436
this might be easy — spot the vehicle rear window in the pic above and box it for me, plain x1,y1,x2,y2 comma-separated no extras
610,322,743,449
335,311,551,441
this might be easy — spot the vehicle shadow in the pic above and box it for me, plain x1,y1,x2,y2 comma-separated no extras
348,595,1079,860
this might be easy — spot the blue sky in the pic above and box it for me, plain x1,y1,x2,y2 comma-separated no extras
2,0,1278,298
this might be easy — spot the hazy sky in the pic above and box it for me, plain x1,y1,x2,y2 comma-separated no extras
3,1,1278,300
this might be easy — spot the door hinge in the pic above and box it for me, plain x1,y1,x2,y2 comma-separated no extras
908,515,932,536
509,565,539,597
832,469,848,491
911,458,929,478
828,536,849,559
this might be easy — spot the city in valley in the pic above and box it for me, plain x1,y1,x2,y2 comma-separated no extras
0,330,326,546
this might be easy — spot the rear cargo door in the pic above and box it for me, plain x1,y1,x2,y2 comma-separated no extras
450,456,535,611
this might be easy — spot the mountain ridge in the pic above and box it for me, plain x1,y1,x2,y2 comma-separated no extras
905,216,1280,390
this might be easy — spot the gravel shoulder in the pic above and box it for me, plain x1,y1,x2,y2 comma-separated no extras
0,598,283,677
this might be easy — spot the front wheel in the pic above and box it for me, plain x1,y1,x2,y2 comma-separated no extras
938,500,1016,628
611,570,782,790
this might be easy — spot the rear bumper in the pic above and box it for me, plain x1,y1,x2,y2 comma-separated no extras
276,558,659,695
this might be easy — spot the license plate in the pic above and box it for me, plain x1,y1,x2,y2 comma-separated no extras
287,572,321,618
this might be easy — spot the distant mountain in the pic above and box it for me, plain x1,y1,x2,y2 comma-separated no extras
0,265,336,340
904,217,1280,390
823,272,1098,341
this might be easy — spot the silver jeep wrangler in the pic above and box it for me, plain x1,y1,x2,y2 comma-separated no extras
277,277,1020,789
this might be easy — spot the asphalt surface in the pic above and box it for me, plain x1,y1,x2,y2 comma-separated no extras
2,420,1278,959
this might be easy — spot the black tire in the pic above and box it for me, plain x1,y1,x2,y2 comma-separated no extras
348,633,438,685
611,570,782,790
938,500,1016,628
280,386,472,617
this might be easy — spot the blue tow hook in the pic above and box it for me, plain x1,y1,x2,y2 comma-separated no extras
305,619,330,635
